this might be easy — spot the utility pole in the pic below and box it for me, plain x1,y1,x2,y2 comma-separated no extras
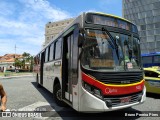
15,44,17,72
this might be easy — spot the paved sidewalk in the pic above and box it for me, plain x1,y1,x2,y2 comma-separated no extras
0,73,34,79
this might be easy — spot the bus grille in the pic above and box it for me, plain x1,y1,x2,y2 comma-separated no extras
104,92,143,107
98,72,143,84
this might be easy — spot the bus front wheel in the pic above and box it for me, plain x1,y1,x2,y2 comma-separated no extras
53,84,66,107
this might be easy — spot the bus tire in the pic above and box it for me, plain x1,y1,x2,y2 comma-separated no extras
53,84,66,107
36,74,41,88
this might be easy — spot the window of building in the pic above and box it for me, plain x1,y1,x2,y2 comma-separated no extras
154,29,160,34
55,38,62,59
140,25,146,30
154,22,160,28
146,30,154,36
154,16,160,23
155,35,160,41
140,37,146,43
156,41,160,48
153,9,160,16
147,42,155,49
146,24,154,30
146,10,153,17
140,31,146,37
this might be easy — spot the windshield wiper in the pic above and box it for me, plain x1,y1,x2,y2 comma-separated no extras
102,27,115,49
102,27,119,59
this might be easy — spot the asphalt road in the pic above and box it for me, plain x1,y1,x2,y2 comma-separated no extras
0,76,160,120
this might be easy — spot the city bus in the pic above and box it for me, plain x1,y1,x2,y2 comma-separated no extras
33,12,146,112
142,52,160,67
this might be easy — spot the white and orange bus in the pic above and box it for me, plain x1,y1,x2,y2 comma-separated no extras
34,12,146,112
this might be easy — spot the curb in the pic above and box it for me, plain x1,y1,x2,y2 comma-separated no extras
0,75,33,79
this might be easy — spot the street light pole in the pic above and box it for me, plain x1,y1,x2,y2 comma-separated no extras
15,44,17,72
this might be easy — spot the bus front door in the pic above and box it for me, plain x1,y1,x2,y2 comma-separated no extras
62,33,74,103
40,51,45,85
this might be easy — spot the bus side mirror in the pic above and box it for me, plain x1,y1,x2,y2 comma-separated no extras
78,29,85,47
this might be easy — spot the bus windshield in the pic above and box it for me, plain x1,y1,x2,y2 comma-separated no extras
81,29,141,71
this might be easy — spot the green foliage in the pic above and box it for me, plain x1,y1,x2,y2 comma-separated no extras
14,52,34,71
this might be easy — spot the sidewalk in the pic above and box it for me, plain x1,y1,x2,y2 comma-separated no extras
0,73,34,79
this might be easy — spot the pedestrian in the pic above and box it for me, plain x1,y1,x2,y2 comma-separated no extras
0,84,7,111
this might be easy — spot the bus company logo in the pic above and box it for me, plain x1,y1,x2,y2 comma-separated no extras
105,88,117,94
136,85,141,90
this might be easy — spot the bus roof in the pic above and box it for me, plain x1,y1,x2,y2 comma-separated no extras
36,12,136,56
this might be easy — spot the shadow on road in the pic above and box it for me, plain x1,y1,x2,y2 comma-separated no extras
31,82,142,120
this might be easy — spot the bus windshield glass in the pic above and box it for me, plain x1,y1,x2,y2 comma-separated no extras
81,29,141,71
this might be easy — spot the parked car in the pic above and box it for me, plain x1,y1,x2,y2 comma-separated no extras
144,67,160,94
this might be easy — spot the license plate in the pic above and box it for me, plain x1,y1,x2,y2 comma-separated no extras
120,96,131,103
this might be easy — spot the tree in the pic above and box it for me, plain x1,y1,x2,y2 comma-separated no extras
22,52,34,71
22,52,30,69
29,56,34,72
13,52,34,72
14,58,23,69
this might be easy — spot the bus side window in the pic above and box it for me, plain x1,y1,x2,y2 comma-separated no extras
72,27,79,85
49,43,54,61
34,57,37,65
55,38,62,60
45,47,49,62
144,71,150,77
145,70,159,78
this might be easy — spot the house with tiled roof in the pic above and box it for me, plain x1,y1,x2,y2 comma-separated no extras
0,54,23,72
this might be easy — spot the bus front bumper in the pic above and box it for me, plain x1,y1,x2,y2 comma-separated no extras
79,86,146,112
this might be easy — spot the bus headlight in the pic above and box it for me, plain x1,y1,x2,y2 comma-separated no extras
84,83,92,92
93,88,103,99
82,81,103,99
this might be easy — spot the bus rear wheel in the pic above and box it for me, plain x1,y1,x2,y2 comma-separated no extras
53,84,66,107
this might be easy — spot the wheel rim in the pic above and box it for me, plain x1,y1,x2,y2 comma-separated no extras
56,89,61,101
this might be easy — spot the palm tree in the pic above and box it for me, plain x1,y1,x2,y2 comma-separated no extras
22,52,34,71
22,52,30,69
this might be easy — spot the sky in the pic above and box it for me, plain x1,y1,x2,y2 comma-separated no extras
0,0,122,56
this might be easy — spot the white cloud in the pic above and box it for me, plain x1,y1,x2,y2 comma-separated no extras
0,1,16,16
18,0,71,21
0,0,72,56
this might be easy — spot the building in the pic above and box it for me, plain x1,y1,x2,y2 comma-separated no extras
44,18,74,47
122,0,160,53
0,54,31,72
0,54,22,72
